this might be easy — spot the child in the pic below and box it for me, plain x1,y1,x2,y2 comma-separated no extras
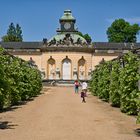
81,89,86,103
74,80,79,93
82,81,87,93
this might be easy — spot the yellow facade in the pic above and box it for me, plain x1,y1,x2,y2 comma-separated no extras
15,51,118,80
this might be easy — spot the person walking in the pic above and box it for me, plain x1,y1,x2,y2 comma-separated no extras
82,81,88,93
80,89,86,103
74,80,79,93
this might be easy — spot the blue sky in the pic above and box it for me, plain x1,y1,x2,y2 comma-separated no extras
0,0,140,42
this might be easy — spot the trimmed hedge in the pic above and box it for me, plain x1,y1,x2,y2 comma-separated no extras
0,47,42,109
89,52,140,123
109,60,120,107
97,62,110,101
119,53,140,115
89,67,99,96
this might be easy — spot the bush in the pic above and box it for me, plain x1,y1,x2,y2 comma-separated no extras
119,52,140,115
97,62,110,102
89,51,140,123
0,47,42,109
109,60,120,107
89,67,99,96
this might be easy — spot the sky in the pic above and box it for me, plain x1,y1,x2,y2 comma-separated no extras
0,0,140,42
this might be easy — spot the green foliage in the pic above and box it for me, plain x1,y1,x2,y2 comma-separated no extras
0,51,11,109
2,22,23,42
16,24,23,41
119,52,140,115
90,61,110,101
137,96,140,124
89,51,140,123
77,32,83,37
89,67,99,96
137,112,140,124
83,34,92,44
107,19,140,43
97,62,110,101
77,32,92,44
109,60,120,107
0,47,42,109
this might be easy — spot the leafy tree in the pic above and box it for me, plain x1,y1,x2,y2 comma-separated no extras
107,19,140,43
84,34,92,44
2,23,23,42
77,32,92,44
77,32,84,37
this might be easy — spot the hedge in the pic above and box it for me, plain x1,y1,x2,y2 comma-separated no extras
89,52,140,124
0,47,42,109
109,60,120,107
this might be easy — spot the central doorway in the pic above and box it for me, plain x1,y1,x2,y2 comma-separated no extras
62,58,71,80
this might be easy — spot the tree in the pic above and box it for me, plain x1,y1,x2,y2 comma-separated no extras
2,23,23,42
77,32,92,44
2,23,17,42
16,24,23,41
77,32,84,38
84,34,92,44
107,19,140,43
7,23,16,37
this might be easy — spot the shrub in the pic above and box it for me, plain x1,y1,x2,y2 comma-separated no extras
0,47,42,109
109,60,120,107
119,52,140,115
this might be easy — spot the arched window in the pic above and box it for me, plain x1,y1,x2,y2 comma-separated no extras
47,57,56,79
78,57,86,80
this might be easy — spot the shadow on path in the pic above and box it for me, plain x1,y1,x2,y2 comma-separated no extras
134,128,140,136
0,98,37,113
0,106,22,113
0,121,18,129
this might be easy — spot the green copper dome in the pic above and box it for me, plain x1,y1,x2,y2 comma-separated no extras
60,10,75,20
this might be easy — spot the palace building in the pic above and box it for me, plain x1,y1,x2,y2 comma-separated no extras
1,10,139,81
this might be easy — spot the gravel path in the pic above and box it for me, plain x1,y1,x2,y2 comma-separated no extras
0,86,139,140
